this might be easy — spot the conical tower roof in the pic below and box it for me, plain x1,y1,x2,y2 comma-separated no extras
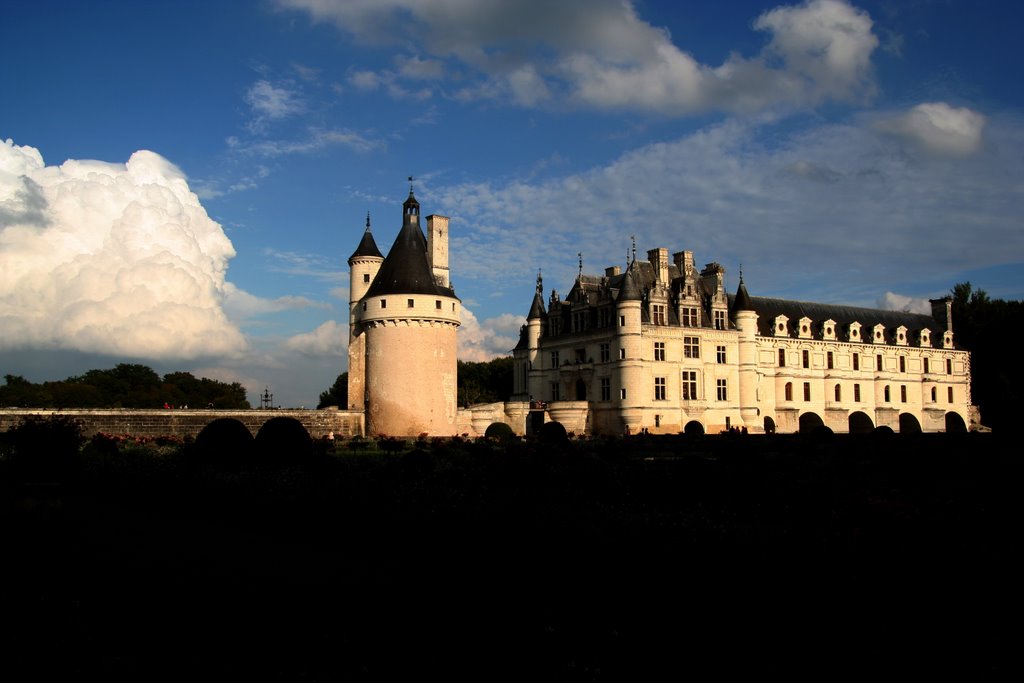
349,213,383,261
733,275,754,312
364,194,456,299
617,263,642,302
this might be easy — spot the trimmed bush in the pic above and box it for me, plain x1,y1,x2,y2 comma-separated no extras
255,417,313,464
484,422,515,442
537,420,568,444
196,418,254,466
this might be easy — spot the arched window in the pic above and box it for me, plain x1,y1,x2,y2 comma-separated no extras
884,385,891,402
784,382,793,401
931,386,937,402
834,384,841,402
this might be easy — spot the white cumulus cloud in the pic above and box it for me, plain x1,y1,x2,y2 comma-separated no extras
458,307,524,361
284,319,347,357
878,292,932,315
0,139,248,359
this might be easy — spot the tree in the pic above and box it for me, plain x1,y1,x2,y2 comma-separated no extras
949,282,1024,432
457,356,514,407
318,373,348,409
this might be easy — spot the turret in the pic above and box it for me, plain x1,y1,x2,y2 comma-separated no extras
615,263,644,433
732,275,760,431
347,213,384,411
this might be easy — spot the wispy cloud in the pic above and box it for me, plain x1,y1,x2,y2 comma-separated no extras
262,248,347,283
278,0,880,115
227,127,385,156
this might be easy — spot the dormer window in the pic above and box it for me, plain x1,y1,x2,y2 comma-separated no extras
822,319,837,341
773,315,790,337
943,331,954,349
919,329,931,347
798,317,813,339
895,325,908,346
872,324,886,344
848,322,862,342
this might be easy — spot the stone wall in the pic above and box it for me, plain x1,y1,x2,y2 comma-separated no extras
0,408,364,440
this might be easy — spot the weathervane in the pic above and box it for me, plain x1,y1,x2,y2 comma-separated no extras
365,211,371,231
408,175,415,193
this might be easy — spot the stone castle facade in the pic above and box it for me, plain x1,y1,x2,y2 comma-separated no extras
509,247,973,435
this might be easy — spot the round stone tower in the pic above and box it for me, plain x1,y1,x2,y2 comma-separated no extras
347,213,384,411
732,275,761,432
354,187,461,436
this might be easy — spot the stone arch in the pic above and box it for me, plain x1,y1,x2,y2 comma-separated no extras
763,416,776,434
255,416,313,462
683,420,705,436
848,411,874,435
898,413,922,434
798,412,824,433
945,411,967,433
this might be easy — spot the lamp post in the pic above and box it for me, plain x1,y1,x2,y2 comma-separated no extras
261,386,274,410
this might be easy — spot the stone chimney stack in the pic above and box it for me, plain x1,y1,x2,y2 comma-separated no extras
427,214,450,288
647,248,669,284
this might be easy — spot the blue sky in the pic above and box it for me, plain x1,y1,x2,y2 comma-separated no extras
2,0,1022,407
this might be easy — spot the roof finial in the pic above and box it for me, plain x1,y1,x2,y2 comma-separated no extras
739,263,743,283
630,235,636,264
577,252,583,280
408,175,415,194
365,211,371,231
536,269,543,294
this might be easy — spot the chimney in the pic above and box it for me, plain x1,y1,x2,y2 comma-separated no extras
605,265,621,277
426,214,450,288
647,248,669,284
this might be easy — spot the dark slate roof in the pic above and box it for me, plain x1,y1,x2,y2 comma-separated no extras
527,292,546,320
364,220,457,299
729,294,940,339
349,228,384,261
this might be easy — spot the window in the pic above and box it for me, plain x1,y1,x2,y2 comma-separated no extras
931,386,937,402
362,301,367,311
599,343,610,363
620,388,627,400
716,345,726,364
877,354,884,372
714,310,726,330
550,351,559,368
600,378,611,401
716,379,728,401
573,311,587,332
803,382,811,401
923,357,930,374
408,298,415,308
779,349,786,367
834,384,841,401
551,383,560,401
363,273,370,283
900,385,907,403
785,382,793,401
802,350,810,368
682,307,698,327
654,342,665,361
884,385,891,402
435,300,442,309
380,299,387,309
827,352,834,370
574,348,587,363
683,336,700,358
654,377,666,400
619,348,626,360
619,315,626,327
854,383,861,402
948,386,953,402
653,304,667,325
681,371,698,400
946,358,952,374
853,353,860,371
899,356,906,373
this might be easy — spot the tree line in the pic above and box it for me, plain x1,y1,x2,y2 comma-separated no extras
0,364,250,409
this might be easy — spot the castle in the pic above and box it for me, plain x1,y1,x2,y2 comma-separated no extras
509,247,973,435
347,190,972,436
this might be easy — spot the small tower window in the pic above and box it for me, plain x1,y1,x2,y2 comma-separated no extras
363,273,370,283
779,349,786,367
436,300,442,310
380,299,387,309
408,299,415,308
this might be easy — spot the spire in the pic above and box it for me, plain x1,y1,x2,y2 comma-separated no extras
618,261,642,302
577,252,583,281
349,211,384,261
733,271,754,312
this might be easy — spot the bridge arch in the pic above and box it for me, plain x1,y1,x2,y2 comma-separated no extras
945,411,967,433
848,411,874,434
798,411,824,433
898,413,922,434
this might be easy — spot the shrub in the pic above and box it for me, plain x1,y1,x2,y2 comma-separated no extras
254,417,313,464
537,420,568,444
196,418,254,466
5,415,83,481
484,422,515,442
